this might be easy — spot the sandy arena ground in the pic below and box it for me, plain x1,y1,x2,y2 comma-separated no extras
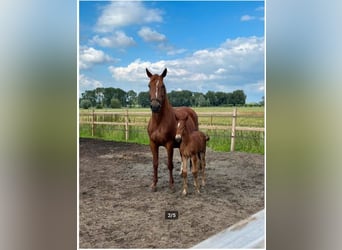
79,138,264,248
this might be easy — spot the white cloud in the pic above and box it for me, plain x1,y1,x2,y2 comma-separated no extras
255,6,264,12
241,15,256,21
108,58,161,82
245,80,265,92
241,6,264,22
138,27,166,42
166,48,187,56
135,28,186,55
95,1,163,32
215,68,226,74
156,43,187,56
90,31,136,48
221,36,264,53
79,74,103,89
107,36,264,98
79,46,115,69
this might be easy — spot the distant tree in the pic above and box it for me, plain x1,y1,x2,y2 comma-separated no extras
168,90,192,106
103,87,127,107
95,87,104,107
114,88,127,107
205,91,218,106
192,92,203,107
81,90,96,107
231,90,246,106
259,96,264,106
226,93,233,105
80,99,92,109
103,87,116,107
197,94,209,107
80,87,249,108
216,91,229,106
168,91,179,106
137,91,150,108
126,90,137,107
110,98,121,108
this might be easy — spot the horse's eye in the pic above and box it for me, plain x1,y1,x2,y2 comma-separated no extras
148,84,151,88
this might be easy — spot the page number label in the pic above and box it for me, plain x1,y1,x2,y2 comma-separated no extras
165,211,178,220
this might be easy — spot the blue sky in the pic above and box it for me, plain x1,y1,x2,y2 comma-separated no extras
79,1,264,103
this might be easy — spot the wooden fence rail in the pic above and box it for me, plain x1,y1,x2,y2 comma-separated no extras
79,108,264,152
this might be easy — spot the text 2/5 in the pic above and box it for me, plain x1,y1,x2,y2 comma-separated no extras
165,211,178,220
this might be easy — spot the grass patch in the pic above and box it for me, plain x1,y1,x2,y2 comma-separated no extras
79,107,264,154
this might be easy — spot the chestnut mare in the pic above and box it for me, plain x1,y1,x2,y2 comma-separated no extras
146,68,198,191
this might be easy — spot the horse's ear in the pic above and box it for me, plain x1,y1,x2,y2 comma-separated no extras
161,68,167,78
146,68,152,78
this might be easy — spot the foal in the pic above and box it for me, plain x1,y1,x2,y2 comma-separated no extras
175,115,209,195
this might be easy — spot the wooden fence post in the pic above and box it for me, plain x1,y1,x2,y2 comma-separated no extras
125,109,129,141
91,109,95,137
230,107,237,152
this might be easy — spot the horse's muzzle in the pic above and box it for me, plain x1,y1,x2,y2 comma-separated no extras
175,134,182,143
150,99,161,113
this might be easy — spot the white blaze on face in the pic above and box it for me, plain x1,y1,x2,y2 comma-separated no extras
155,80,159,98
175,122,181,140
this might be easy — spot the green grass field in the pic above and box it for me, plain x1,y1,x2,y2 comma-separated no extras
79,107,264,154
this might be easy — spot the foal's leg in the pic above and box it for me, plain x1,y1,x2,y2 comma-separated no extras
180,157,192,176
200,152,206,187
150,141,159,191
166,142,175,190
179,151,183,176
191,155,200,193
181,156,188,195
197,152,202,186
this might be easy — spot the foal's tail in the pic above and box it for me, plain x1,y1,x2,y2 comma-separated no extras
197,134,209,170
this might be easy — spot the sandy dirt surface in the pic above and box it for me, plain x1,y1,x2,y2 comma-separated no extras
79,138,264,248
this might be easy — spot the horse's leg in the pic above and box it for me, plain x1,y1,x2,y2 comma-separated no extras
150,141,159,191
180,153,191,176
166,142,175,190
181,156,188,195
201,152,206,187
179,150,183,176
191,155,200,194
197,152,201,186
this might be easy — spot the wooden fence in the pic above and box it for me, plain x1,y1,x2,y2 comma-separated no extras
79,108,264,152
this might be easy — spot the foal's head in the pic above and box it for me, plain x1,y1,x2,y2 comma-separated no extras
175,116,189,143
146,68,167,113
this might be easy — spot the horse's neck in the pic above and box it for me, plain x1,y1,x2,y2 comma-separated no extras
181,128,192,146
152,99,173,124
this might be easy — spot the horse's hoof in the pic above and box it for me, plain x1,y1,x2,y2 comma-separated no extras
182,190,187,196
151,184,157,192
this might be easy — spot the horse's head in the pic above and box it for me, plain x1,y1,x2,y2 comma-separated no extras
146,68,167,113
175,115,189,143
